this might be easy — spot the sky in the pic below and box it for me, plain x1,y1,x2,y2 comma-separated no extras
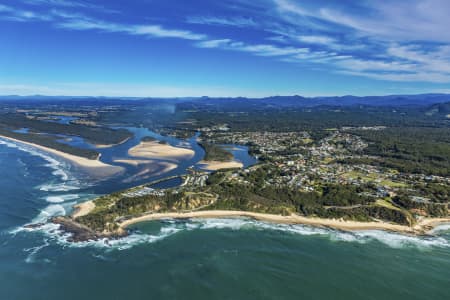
1,0,450,97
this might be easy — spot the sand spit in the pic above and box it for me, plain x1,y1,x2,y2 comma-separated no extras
0,135,124,177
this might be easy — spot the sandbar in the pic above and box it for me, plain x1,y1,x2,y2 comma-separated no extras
128,141,194,161
120,161,178,183
197,160,243,171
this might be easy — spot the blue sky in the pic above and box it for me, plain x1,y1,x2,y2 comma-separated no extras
1,0,450,97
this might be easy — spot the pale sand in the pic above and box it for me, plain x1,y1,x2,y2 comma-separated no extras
113,159,159,167
71,200,95,219
197,160,243,171
94,137,131,149
0,135,123,177
94,144,114,149
413,217,450,231
121,162,178,183
128,141,194,161
119,210,450,234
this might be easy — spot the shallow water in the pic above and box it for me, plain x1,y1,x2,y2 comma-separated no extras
1,137,450,300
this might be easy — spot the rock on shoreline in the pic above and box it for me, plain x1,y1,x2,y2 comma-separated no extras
51,216,127,242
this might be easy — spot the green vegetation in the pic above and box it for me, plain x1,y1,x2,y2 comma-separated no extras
76,189,217,231
0,127,99,159
393,193,448,217
77,192,184,231
348,127,450,176
3,98,447,235
199,142,233,161
203,173,412,225
0,113,132,145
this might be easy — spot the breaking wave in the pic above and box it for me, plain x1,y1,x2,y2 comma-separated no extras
182,218,450,250
13,217,450,255
45,194,80,203
0,139,70,181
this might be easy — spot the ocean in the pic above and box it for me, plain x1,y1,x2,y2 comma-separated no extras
1,138,450,300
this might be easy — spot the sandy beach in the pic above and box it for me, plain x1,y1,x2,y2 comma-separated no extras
119,210,450,234
0,135,124,177
128,141,194,162
71,200,95,219
197,160,243,171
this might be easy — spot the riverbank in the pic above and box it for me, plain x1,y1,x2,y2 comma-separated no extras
94,136,132,149
118,210,450,235
0,135,124,177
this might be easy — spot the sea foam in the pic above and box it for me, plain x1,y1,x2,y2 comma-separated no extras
0,138,79,184
45,194,80,203
184,218,450,250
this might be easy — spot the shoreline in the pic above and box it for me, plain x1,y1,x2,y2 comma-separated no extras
118,210,450,235
0,135,124,177
94,136,132,149
197,160,243,171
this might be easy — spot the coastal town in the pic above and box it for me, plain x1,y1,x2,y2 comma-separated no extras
61,122,449,241
0,99,449,241
198,126,449,200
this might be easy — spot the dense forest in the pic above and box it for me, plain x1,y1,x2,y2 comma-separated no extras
0,127,100,159
346,127,450,176
199,142,233,161
0,113,132,145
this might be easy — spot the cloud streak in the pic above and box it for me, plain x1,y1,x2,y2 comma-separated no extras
2,0,450,85
187,16,257,28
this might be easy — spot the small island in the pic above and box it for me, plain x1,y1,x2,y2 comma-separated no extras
197,142,244,171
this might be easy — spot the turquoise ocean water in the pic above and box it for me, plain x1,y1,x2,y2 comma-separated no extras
0,137,449,300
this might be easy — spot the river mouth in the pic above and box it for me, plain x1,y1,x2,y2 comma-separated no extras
60,126,257,193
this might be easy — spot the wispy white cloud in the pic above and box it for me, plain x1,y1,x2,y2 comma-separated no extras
132,25,206,40
24,0,92,7
274,0,450,43
57,18,206,40
332,44,450,83
0,4,13,12
22,0,117,13
0,4,52,21
296,35,335,45
197,39,309,56
1,4,206,41
4,0,450,85
273,0,310,16
187,16,257,28
387,44,450,73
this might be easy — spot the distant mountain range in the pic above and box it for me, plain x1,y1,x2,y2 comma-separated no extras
0,93,449,107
